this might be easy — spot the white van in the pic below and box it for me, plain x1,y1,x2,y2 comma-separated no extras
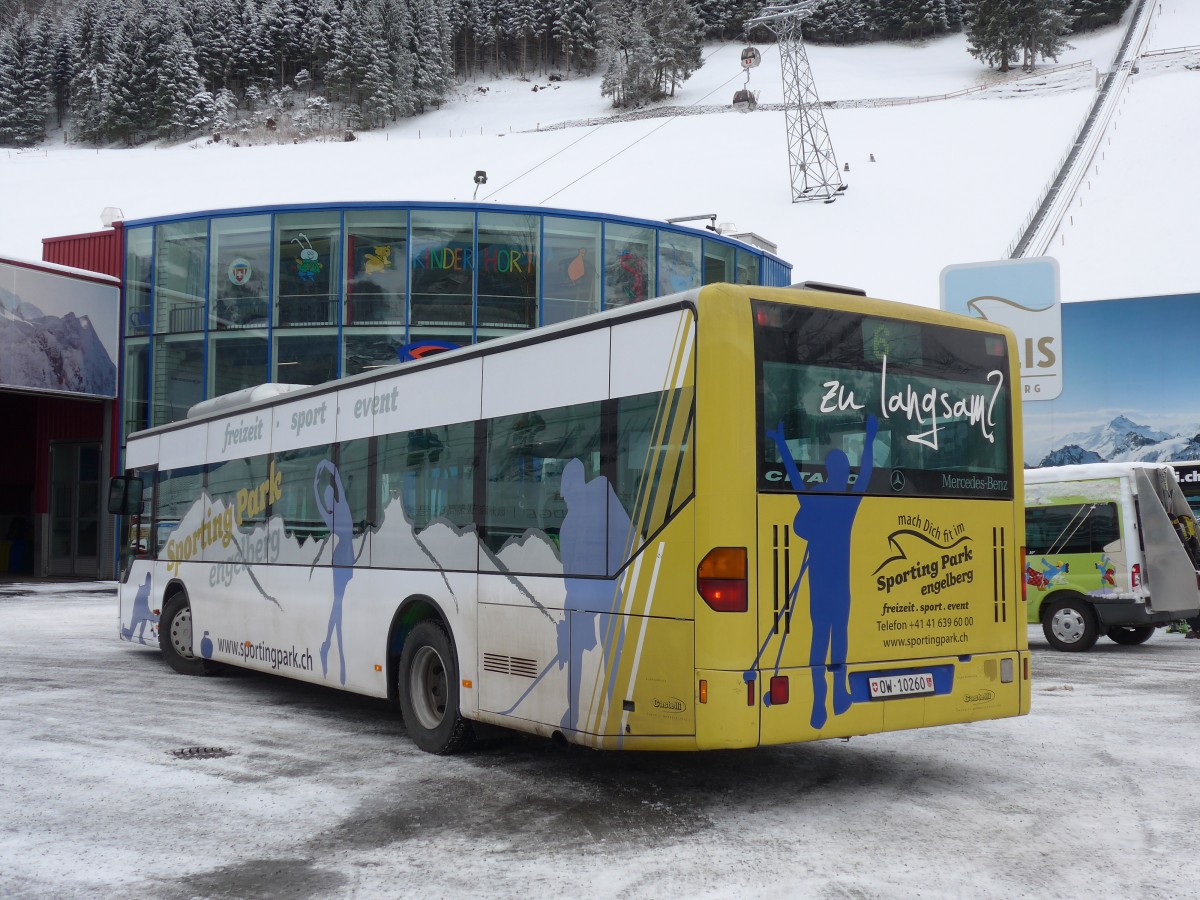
1025,462,1200,651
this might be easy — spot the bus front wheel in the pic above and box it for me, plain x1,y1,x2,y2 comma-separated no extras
398,620,474,754
159,593,218,676
1042,597,1099,652
1107,624,1156,645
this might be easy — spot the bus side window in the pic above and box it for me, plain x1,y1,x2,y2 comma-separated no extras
205,454,271,560
155,465,204,557
380,422,474,533
483,402,601,557
275,445,334,548
617,388,694,543
336,438,375,539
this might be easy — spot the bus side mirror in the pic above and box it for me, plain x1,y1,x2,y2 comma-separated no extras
107,476,144,516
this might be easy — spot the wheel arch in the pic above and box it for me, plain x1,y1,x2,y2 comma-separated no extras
386,594,456,704
1038,588,1089,622
160,577,189,612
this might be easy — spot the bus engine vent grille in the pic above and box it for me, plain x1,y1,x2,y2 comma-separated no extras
483,653,539,678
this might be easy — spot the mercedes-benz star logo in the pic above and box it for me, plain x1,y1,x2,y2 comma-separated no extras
890,470,906,492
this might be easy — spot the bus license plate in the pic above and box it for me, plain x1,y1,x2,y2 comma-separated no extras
868,672,935,699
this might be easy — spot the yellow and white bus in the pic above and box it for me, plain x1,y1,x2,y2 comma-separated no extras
111,282,1030,753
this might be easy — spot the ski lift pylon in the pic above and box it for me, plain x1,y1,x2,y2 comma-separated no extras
740,46,761,69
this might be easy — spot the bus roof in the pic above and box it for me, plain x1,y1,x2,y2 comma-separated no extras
124,282,1016,444
127,290,700,441
1025,462,1176,484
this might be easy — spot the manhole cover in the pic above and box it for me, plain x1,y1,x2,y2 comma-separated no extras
168,746,234,760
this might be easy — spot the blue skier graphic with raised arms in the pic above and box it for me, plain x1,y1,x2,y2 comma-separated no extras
763,414,877,729
315,459,355,685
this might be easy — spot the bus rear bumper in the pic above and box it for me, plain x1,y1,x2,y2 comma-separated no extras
700,650,1029,748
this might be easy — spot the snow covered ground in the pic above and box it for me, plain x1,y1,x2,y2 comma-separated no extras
3,2,1199,307
2,580,1199,899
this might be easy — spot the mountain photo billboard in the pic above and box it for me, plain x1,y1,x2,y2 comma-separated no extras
0,260,119,399
1023,292,1200,468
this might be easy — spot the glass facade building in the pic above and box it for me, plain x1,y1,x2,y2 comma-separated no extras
120,202,792,441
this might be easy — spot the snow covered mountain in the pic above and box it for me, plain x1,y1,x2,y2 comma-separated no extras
0,307,116,396
1038,416,1200,466
1054,415,1174,458
1038,444,1104,467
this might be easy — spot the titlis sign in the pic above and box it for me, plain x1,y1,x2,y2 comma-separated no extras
940,257,1062,402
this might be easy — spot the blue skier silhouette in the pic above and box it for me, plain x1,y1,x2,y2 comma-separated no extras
766,415,877,729
495,458,633,732
555,458,633,732
120,572,157,644
315,460,355,685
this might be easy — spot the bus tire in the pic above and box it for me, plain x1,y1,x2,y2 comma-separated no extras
1042,597,1099,652
1107,624,1156,645
398,620,474,754
159,593,218,676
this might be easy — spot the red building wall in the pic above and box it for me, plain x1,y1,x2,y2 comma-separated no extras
41,223,123,278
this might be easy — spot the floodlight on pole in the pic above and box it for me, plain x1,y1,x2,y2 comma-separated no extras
473,170,487,200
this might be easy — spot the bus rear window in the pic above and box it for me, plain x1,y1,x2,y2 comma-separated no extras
754,301,1013,498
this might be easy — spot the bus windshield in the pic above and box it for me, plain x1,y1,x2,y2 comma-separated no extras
754,301,1013,498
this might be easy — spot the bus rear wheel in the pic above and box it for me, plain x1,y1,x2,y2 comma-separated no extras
1107,625,1156,645
398,620,474,754
1042,597,1099,652
159,593,218,676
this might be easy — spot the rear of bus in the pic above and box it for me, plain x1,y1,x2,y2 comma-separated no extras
691,284,1030,748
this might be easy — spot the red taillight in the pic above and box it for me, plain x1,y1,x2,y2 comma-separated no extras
698,547,748,612
769,676,790,705
1132,563,1141,589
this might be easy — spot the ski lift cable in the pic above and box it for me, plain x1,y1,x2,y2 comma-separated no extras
482,41,746,202
482,41,772,204
538,45,774,205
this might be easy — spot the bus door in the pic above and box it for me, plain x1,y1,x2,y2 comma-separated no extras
114,468,159,647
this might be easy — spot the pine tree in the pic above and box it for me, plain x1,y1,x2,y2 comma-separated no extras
805,0,870,45
966,0,1020,72
1067,0,1128,33
67,0,120,143
359,35,396,127
48,18,75,126
104,13,153,144
231,0,272,92
1017,0,1070,70
301,0,339,86
155,31,206,138
186,88,216,131
408,0,452,112
0,14,53,146
554,0,598,74
188,0,240,93
597,0,655,107
506,0,541,76
645,0,703,97
212,85,236,128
